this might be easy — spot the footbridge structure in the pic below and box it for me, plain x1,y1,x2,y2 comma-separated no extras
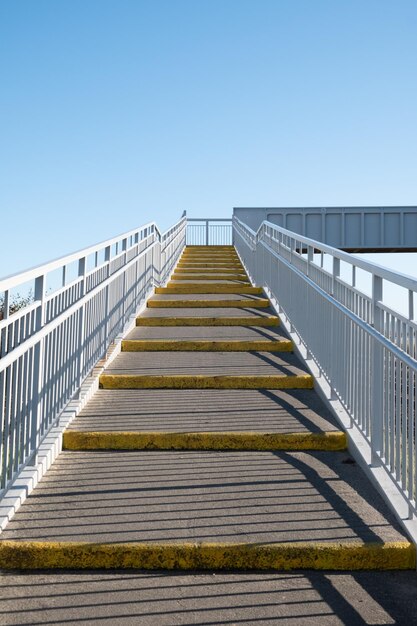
1,208,417,619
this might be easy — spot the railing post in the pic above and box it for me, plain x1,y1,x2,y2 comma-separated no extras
307,245,313,277
371,274,384,465
77,257,86,387
332,257,340,295
122,238,128,324
205,220,209,246
29,274,45,463
104,245,111,347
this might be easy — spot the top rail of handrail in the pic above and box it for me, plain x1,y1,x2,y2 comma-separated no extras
0,219,184,293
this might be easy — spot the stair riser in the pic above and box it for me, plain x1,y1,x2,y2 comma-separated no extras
177,265,244,270
63,431,347,451
174,266,247,278
1,541,413,570
135,317,280,326
99,375,313,389
122,340,292,351
157,286,263,294
147,299,270,308
180,254,240,263
172,275,249,281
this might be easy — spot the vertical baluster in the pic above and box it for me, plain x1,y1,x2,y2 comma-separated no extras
29,275,45,463
370,275,383,465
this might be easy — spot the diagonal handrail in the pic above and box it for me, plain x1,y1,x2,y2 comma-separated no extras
234,215,417,533
0,214,186,495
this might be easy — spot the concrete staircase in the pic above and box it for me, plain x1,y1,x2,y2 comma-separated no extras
0,246,414,571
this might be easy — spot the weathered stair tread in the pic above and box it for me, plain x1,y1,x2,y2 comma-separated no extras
140,307,276,318
2,571,417,626
68,389,340,433
127,326,287,340
150,293,263,301
1,451,407,545
167,280,250,285
104,351,308,377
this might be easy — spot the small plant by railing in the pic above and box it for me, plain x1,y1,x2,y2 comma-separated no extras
0,290,34,321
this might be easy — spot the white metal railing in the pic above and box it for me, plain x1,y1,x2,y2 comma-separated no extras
0,215,186,494
186,218,233,245
234,216,417,520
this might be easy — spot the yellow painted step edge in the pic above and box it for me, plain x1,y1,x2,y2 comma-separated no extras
99,374,314,389
122,339,292,351
181,257,240,261
135,316,280,327
181,252,239,255
147,299,270,308
177,261,243,266
63,431,347,451
156,286,263,294
175,269,247,274
0,541,414,570
178,259,243,264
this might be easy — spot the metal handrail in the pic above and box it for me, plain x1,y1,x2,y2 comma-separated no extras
186,218,233,246
234,215,417,525
234,217,417,293
0,214,186,494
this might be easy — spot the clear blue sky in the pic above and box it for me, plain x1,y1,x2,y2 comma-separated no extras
1,0,417,277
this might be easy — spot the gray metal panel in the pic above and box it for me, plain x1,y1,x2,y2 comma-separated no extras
233,206,417,251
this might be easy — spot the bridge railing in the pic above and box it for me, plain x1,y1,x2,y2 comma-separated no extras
186,218,233,246
0,214,186,494
234,216,417,521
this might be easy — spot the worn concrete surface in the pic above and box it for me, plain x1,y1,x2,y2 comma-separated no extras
2,570,417,625
104,351,309,377
150,293,263,301
69,389,339,433
1,451,407,544
126,326,288,340
139,306,277,319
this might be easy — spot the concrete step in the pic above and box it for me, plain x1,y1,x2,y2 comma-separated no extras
68,388,341,434
104,350,308,376
0,450,412,570
63,431,347,452
147,299,270,308
121,339,292,351
136,315,280,327
171,274,250,281
3,570,417,625
137,306,280,326
156,285,263,294
100,351,312,389
99,374,313,390
166,280,252,286
174,265,247,276
127,326,287,339
177,261,243,266
150,293,264,301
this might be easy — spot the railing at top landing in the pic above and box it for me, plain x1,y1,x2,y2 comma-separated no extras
186,218,233,246
234,215,417,535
